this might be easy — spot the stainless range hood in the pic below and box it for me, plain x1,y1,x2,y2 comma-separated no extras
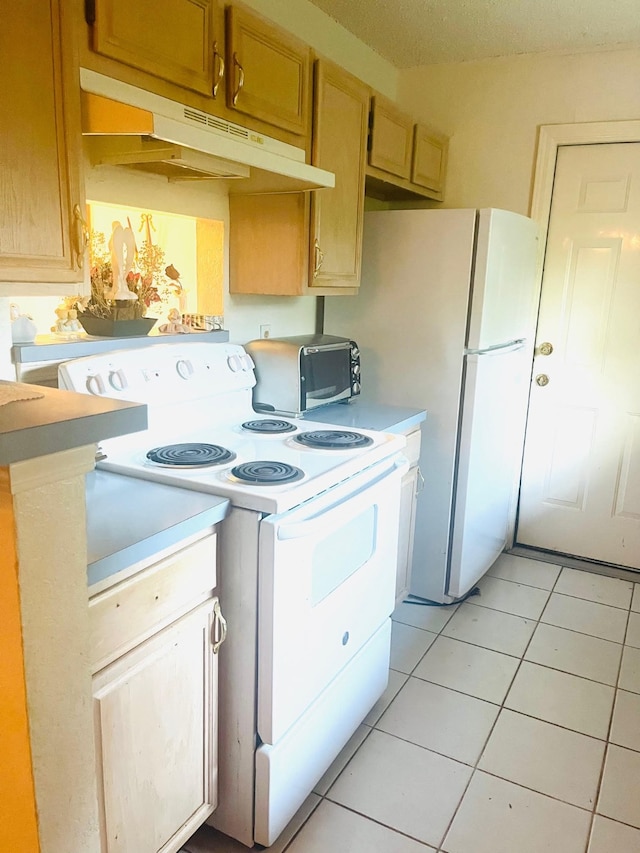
80,68,335,194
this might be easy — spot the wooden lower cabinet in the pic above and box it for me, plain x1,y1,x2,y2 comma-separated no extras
93,598,218,853
229,60,369,296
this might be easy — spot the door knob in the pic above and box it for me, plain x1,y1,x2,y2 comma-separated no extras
535,374,550,387
537,341,554,356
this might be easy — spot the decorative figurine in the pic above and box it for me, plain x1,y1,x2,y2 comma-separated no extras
158,308,192,335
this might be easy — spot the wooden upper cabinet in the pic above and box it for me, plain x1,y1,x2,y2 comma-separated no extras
225,5,310,136
91,0,224,98
368,96,413,180
309,61,370,291
411,124,448,195
0,0,85,286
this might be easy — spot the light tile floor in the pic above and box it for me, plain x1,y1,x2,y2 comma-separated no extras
185,554,640,853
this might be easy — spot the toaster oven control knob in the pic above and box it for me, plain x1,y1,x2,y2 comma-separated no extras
227,354,242,372
352,363,360,375
108,369,128,391
352,381,361,395
242,353,255,370
350,343,360,358
86,373,106,395
176,359,195,380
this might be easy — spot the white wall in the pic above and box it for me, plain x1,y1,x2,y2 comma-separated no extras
397,47,640,214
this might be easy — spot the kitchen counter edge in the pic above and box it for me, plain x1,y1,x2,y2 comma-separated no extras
86,470,229,590
0,380,147,465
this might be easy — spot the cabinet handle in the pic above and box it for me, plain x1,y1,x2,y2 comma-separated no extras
72,203,89,270
416,466,425,494
212,599,227,654
313,239,324,278
212,40,224,97
232,52,244,105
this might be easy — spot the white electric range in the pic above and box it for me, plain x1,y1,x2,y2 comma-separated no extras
60,341,406,848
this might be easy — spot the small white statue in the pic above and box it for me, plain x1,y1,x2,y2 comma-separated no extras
106,221,138,302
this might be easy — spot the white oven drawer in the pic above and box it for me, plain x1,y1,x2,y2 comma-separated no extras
254,619,391,846
257,457,403,745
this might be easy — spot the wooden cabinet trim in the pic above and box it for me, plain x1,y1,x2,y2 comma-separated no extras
226,5,310,136
368,95,413,180
92,0,219,98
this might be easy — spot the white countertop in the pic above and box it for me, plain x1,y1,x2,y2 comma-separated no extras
86,470,229,588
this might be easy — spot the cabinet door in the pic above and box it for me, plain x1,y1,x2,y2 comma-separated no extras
226,5,310,136
411,124,448,195
0,0,85,285
369,96,413,180
309,61,369,290
92,0,224,98
93,599,218,853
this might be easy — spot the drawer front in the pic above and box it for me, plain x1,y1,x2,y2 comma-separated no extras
90,533,217,671
404,427,422,466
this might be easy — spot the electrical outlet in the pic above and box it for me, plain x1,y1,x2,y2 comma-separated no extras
260,324,271,339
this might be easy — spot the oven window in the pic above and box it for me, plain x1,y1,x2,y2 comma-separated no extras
310,506,376,605
304,349,350,401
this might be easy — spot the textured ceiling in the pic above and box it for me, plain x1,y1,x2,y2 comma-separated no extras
306,0,640,67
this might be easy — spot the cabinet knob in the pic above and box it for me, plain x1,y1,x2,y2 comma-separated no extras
535,373,550,387
212,40,224,97
537,341,554,356
232,53,245,106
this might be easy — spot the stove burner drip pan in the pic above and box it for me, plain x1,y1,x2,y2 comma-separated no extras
294,430,374,450
230,461,304,485
241,419,297,434
146,442,236,468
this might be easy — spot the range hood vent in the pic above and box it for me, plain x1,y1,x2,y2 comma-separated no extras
80,68,335,194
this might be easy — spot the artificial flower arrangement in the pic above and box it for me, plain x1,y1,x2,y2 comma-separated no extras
64,216,185,333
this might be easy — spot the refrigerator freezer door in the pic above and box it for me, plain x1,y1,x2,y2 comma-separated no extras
467,209,538,351
447,345,531,599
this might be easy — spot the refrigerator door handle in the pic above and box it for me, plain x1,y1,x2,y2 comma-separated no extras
465,338,525,356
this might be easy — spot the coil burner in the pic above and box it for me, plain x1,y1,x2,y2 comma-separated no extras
146,443,236,468
294,430,374,450
241,419,297,434
229,461,305,485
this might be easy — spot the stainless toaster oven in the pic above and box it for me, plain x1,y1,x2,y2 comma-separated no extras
244,334,361,417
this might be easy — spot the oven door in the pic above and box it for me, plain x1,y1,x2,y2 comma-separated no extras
256,455,405,745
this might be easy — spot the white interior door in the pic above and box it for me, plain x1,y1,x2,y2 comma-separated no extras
517,142,640,568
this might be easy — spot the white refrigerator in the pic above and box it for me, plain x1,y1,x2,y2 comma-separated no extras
324,208,538,604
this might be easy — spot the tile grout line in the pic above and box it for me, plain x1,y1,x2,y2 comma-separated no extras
581,589,635,852
433,565,562,852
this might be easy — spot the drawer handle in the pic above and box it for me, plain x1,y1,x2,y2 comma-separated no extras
73,203,89,270
313,239,324,277
212,599,227,654
232,53,245,106
212,40,224,97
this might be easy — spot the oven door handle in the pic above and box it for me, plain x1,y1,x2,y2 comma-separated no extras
276,456,409,541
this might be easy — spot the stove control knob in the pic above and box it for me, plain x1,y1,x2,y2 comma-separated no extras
86,373,106,395
176,359,195,380
227,355,242,372
108,369,128,391
242,353,255,370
